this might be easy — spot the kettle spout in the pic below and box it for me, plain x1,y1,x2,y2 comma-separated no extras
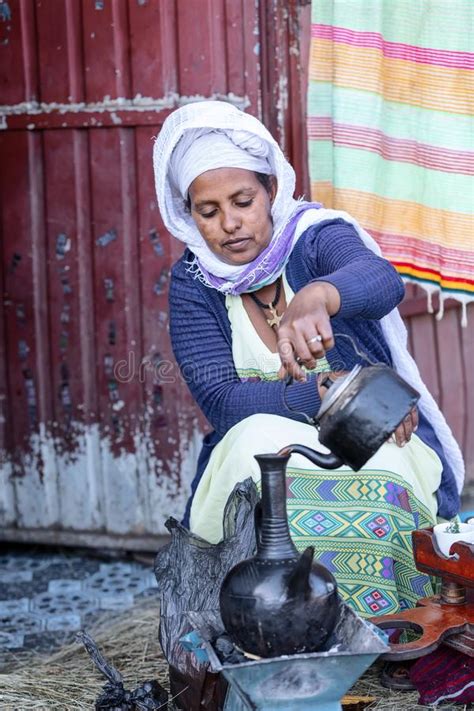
278,444,344,470
286,546,314,600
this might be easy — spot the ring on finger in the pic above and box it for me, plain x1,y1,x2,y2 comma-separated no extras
306,334,323,345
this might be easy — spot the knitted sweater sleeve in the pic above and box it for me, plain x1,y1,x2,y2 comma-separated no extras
304,219,405,319
169,220,404,435
169,267,322,436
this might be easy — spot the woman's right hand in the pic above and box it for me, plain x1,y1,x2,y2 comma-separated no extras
276,281,341,382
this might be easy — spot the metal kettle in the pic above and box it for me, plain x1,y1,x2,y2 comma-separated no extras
280,364,420,471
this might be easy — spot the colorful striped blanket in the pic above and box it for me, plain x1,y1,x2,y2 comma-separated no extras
307,0,473,321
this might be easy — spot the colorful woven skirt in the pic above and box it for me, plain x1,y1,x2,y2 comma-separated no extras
190,413,442,617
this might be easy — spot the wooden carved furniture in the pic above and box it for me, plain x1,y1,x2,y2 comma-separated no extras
371,528,474,660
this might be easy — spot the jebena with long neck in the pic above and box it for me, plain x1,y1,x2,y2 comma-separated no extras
219,452,340,658
256,453,299,561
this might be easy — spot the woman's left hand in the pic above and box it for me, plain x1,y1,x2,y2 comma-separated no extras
392,407,419,447
277,281,341,381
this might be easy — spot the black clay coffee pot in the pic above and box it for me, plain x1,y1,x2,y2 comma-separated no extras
219,453,340,659
281,364,420,471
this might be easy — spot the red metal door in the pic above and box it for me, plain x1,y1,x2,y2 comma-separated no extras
400,290,474,491
0,0,309,547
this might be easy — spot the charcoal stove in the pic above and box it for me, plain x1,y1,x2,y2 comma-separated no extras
181,602,389,711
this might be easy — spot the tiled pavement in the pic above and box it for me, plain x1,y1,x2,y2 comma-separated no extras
0,547,159,666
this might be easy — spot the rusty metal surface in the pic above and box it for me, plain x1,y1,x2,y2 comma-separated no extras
0,0,309,543
401,286,474,487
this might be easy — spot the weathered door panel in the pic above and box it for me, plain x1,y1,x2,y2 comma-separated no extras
1,0,307,546
401,289,474,487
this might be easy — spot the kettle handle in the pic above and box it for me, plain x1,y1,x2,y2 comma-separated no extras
278,444,344,470
332,332,378,366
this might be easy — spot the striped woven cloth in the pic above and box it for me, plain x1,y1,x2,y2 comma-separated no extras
307,0,474,321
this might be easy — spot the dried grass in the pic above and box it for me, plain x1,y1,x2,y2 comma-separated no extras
349,660,470,710
0,597,167,711
0,600,469,711
348,662,426,711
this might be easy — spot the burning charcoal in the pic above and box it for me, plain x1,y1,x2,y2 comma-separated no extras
130,680,168,709
214,634,234,657
95,682,133,710
213,634,246,665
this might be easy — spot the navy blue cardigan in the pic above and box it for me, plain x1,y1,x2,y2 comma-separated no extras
169,219,459,522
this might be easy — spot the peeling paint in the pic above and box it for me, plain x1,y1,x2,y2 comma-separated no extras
9,252,21,273
0,93,248,121
18,340,29,360
153,385,163,406
103,277,115,302
16,303,26,324
59,330,69,352
95,0,104,9
1,407,204,534
110,412,122,438
56,233,71,259
22,369,37,426
103,354,114,377
60,304,71,324
107,380,119,401
96,228,117,248
0,1,12,22
108,321,116,346
149,228,164,256
0,1,266,544
59,267,72,295
59,370,73,419
153,268,169,295
176,92,249,110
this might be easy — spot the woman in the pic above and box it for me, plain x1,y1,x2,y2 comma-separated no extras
153,100,463,619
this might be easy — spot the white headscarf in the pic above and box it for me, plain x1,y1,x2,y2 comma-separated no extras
169,129,272,199
153,100,465,494
153,100,300,281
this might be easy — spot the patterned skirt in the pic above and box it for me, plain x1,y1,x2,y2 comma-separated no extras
190,413,442,617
